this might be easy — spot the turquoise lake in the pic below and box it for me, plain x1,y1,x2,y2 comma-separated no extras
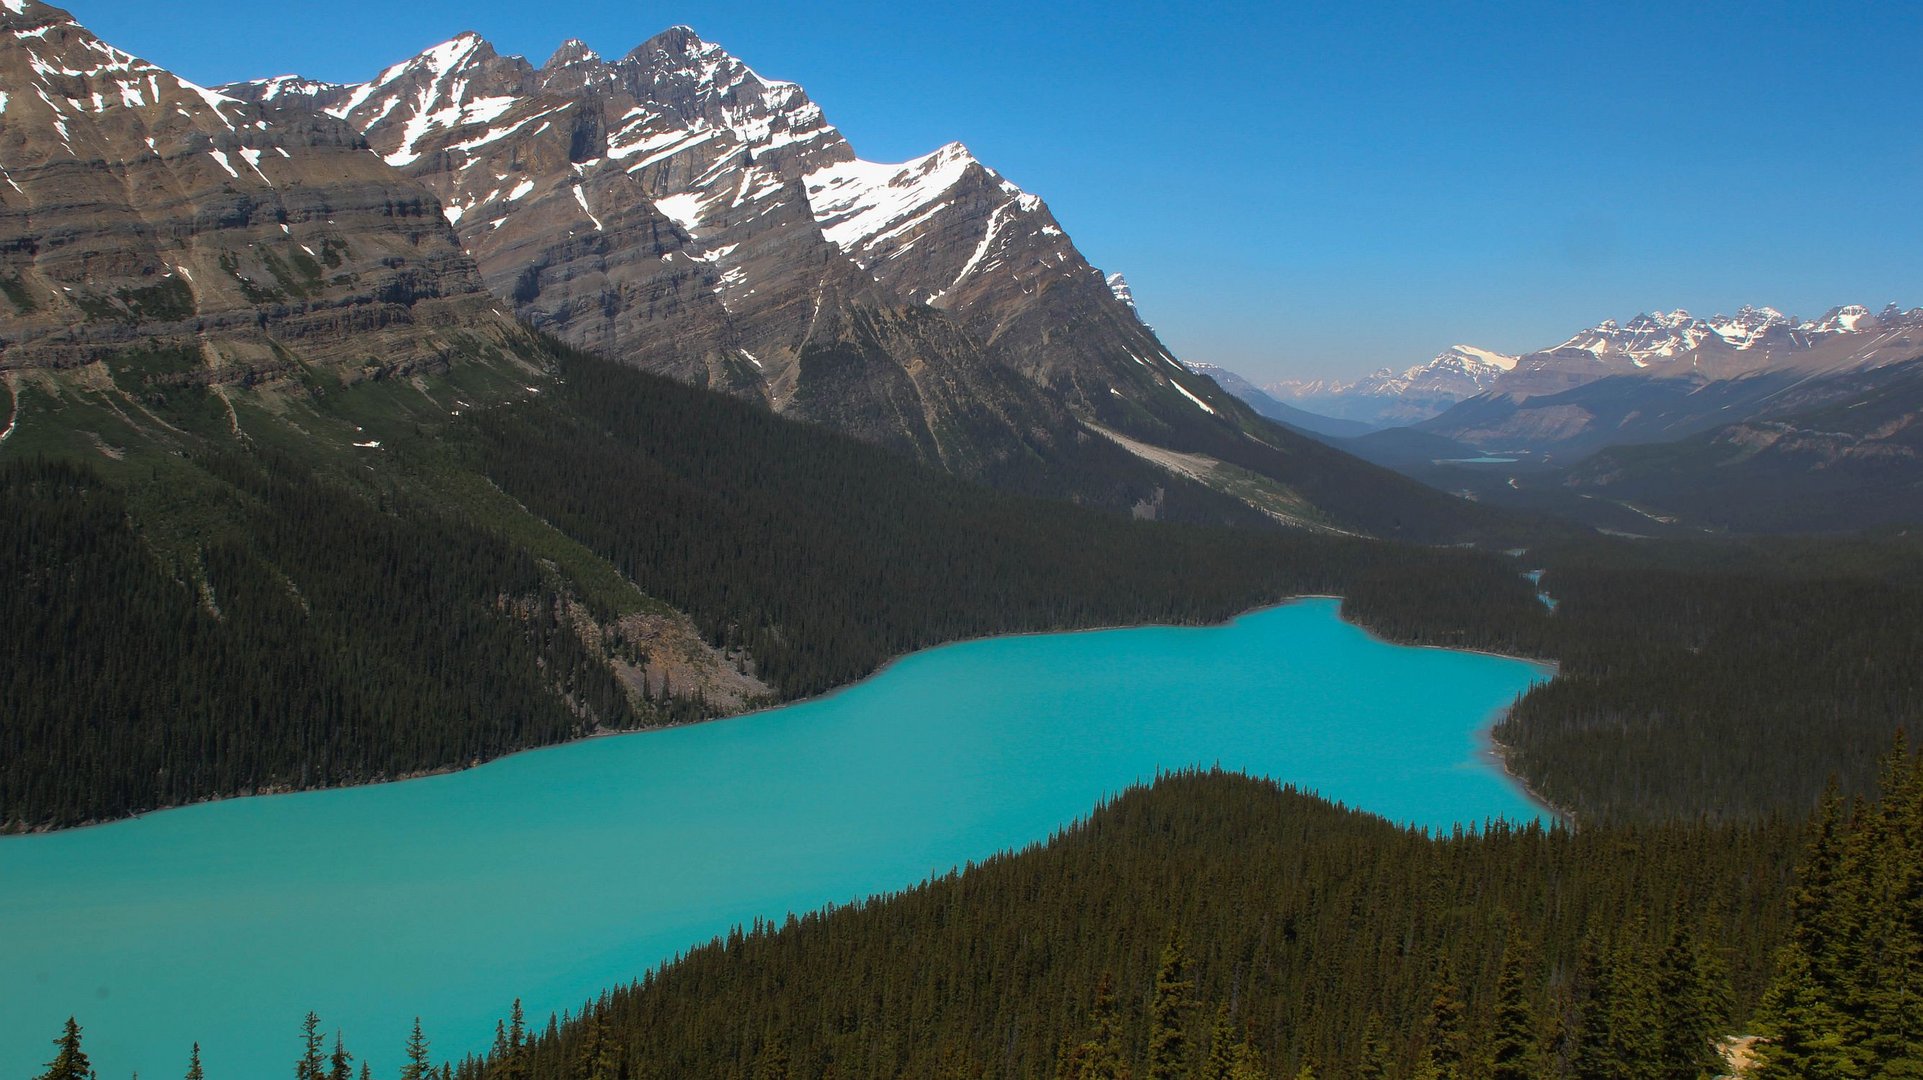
0,598,1550,1080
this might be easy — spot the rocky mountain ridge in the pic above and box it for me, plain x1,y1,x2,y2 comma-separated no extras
213,24,1500,538
222,27,1244,479
0,0,517,382
1252,302,1920,436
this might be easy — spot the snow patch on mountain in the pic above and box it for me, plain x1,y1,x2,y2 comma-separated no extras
805,142,982,257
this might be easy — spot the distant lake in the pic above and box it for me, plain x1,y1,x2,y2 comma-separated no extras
0,599,1550,1080
1435,456,1521,464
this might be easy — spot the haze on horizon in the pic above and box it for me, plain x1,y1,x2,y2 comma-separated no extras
55,0,1921,383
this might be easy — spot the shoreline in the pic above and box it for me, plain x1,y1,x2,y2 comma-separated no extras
4,593,1570,836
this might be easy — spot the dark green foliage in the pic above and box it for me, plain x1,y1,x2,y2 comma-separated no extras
299,1013,326,1080
401,1018,432,1080
35,1017,89,1080
1495,532,1923,821
330,1034,355,1080
1057,974,1129,1080
1754,744,1923,1078
447,771,1796,1080
186,1042,204,1080
468,340,1557,703
1145,934,1195,1080
1488,934,1540,1080
1424,958,1469,1080
0,455,633,829
1653,919,1727,1080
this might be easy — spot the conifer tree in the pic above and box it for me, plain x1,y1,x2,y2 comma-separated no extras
37,1018,91,1080
1755,938,1863,1078
1424,956,1468,1080
328,1034,354,1080
399,1019,431,1080
1203,1005,1237,1080
1356,1014,1392,1080
185,1043,204,1080
1654,919,1724,1080
1227,1030,1266,1080
297,1014,326,1080
1490,932,1541,1080
1146,932,1196,1080
1059,973,1129,1080
752,1031,791,1080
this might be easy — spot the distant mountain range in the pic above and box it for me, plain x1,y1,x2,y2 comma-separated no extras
1209,303,1923,532
1268,345,1519,428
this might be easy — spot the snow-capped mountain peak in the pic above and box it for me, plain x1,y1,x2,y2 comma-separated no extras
1447,344,1518,372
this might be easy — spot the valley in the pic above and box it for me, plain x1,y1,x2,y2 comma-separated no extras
2,2,1920,1079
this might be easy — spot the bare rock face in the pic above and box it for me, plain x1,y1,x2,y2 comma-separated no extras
0,1,514,380
226,26,1257,472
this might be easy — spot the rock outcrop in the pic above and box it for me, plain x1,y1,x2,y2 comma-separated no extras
0,1,517,381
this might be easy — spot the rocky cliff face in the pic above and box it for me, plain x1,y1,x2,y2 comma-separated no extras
225,26,1256,475
0,0,515,381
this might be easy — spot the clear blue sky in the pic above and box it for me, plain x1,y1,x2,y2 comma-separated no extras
57,0,1923,381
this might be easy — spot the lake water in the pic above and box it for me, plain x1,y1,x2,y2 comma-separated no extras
0,599,1550,1080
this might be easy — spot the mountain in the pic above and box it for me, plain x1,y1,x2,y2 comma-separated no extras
1553,357,1923,532
0,4,1543,830
1269,344,1519,427
220,28,1501,539
1185,362,1376,438
0,0,513,378
1414,303,1923,455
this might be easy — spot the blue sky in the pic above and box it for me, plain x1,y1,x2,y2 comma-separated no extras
59,0,1922,381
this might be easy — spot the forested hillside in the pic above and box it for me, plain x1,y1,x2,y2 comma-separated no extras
1498,533,1923,822
481,770,1795,1080
0,334,1557,830
9,330,1923,830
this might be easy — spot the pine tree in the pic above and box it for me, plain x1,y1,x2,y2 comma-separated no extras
399,1018,431,1080
1654,919,1724,1080
1753,938,1857,1079
1059,972,1129,1080
1490,933,1541,1080
1203,1005,1237,1080
503,1000,528,1080
297,1014,326,1080
575,1016,618,1080
328,1033,354,1080
185,1043,204,1080
1424,956,1468,1080
37,1018,91,1080
1357,1014,1393,1080
1146,932,1196,1080
752,1031,790,1080
1227,1030,1266,1080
